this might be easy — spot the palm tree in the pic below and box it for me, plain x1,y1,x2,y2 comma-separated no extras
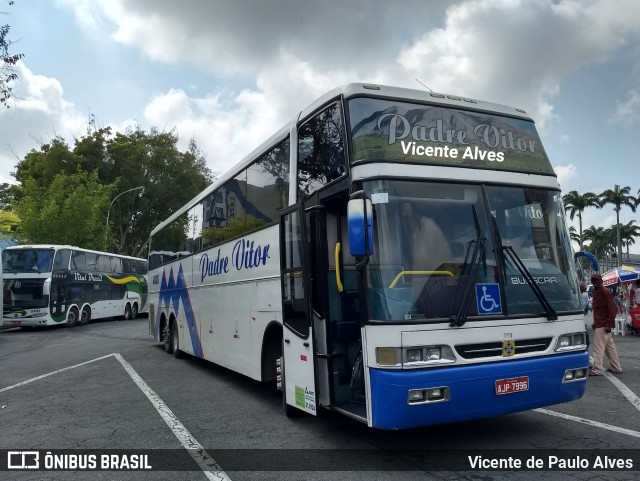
562,191,599,251
568,226,581,248
583,225,612,261
620,221,640,262
598,185,637,264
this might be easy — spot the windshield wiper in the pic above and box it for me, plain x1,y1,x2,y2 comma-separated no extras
450,237,485,327
502,246,558,321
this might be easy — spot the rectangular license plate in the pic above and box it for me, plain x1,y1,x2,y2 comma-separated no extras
11,320,22,326
495,376,529,395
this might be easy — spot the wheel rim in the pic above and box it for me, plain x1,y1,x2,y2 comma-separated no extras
68,309,78,325
81,309,90,324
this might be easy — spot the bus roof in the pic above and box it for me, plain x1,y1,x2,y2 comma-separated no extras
3,244,147,262
150,83,535,237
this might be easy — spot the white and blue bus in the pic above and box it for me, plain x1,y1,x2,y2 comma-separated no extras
3,245,148,327
148,84,587,430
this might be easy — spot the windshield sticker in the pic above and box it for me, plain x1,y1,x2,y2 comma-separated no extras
476,283,502,315
371,192,389,204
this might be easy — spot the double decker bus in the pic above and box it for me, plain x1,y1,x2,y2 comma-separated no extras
148,84,587,430
2,245,148,328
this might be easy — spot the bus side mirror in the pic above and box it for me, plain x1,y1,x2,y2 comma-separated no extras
347,198,373,257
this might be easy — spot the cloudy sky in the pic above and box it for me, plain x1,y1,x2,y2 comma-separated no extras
1,0,640,250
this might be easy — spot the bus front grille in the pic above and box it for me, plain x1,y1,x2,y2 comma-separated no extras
454,337,553,359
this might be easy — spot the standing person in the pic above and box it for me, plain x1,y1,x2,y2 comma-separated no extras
589,273,622,376
580,282,590,315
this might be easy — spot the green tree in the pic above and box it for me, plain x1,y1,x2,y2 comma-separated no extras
13,137,78,189
0,208,19,236
15,171,116,249
562,190,599,251
13,126,213,256
598,185,636,264
1,1,24,108
620,221,640,262
0,181,16,209
583,225,611,260
568,226,580,248
102,128,212,256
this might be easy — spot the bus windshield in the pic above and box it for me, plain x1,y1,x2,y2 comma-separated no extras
2,248,55,273
364,180,580,322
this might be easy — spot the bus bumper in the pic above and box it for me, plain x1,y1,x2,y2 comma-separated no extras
369,352,588,430
2,317,51,327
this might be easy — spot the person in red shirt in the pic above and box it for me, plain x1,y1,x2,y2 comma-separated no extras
589,273,622,376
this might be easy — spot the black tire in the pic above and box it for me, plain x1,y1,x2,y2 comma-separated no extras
131,303,139,319
123,303,132,320
164,321,173,354
280,355,300,417
79,306,91,326
65,307,79,327
172,322,183,359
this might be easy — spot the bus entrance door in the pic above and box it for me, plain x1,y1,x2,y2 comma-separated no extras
280,204,318,416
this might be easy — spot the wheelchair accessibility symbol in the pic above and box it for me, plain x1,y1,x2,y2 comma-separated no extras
475,283,502,315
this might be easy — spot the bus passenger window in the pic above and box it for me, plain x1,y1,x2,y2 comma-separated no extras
297,101,346,199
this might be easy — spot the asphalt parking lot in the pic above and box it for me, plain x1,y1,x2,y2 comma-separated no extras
1,315,640,480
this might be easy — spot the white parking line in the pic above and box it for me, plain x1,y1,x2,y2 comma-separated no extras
0,353,231,481
0,354,115,393
534,408,640,438
114,353,231,481
534,371,640,438
604,371,640,413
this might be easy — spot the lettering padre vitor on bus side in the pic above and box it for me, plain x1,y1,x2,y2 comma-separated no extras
147,83,589,430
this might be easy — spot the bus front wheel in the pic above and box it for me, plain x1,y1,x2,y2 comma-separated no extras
66,307,79,328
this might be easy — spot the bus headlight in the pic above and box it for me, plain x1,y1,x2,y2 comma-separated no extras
555,332,587,352
404,345,456,366
406,348,423,362
377,345,457,367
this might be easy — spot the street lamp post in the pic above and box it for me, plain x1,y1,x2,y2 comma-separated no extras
105,186,144,250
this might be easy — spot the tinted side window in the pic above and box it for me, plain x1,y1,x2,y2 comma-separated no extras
247,139,290,224
53,249,71,270
298,101,346,198
149,211,190,268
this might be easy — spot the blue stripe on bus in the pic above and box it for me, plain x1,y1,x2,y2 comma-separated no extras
156,264,203,357
369,352,588,430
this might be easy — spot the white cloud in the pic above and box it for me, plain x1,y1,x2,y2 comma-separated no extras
609,89,640,124
0,63,86,183
395,0,640,129
554,164,578,189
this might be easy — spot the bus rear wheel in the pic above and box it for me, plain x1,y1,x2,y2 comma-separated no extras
164,321,173,354
131,303,139,319
65,307,79,327
79,306,91,326
171,322,183,359
123,303,132,320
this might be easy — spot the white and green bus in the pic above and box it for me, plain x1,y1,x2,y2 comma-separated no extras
2,244,148,327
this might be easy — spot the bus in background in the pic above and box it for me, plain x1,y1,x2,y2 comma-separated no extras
148,83,587,430
2,245,148,328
